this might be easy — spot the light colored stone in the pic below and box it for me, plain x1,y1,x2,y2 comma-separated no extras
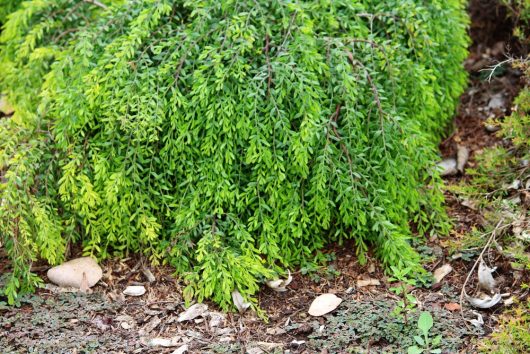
47,257,102,288
123,285,146,296
308,293,342,316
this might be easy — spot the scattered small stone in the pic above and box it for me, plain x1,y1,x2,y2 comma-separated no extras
121,322,131,330
308,293,342,316
47,257,102,289
177,303,208,322
123,285,146,296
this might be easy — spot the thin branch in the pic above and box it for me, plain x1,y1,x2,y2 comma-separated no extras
346,51,387,151
83,0,108,10
264,33,272,96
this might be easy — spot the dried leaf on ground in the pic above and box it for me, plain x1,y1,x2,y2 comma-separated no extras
356,278,381,287
437,158,458,176
148,337,182,347
433,264,453,283
478,261,496,292
444,303,462,311
177,303,208,322
456,145,470,173
466,293,502,309
266,270,293,292
232,290,251,313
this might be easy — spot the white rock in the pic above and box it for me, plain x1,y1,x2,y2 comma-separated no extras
437,158,458,177
433,264,453,284
308,293,342,316
47,257,102,288
177,303,208,322
123,285,146,296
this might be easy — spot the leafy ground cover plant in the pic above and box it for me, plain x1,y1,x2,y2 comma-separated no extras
0,0,469,309
408,311,442,354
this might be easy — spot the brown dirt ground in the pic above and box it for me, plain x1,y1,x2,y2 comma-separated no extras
1,1,530,353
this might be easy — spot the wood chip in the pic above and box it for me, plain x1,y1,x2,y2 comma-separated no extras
356,278,381,287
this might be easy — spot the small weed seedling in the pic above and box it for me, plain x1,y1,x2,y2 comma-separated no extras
408,311,442,354
389,266,418,324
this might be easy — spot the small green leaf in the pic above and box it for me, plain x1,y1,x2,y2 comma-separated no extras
414,335,425,346
432,334,442,346
418,311,434,336
408,345,423,354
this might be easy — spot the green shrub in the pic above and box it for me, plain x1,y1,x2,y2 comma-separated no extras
478,300,530,354
0,0,469,309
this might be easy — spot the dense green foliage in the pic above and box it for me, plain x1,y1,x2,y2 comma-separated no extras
0,0,469,309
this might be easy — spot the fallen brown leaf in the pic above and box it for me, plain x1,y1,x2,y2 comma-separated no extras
444,303,461,311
